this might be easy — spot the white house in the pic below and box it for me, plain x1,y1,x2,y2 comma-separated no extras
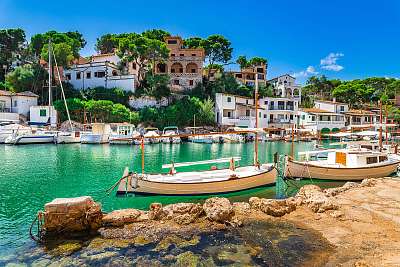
0,90,39,122
314,99,349,113
29,105,57,127
297,108,346,134
63,53,137,92
214,93,300,129
268,74,302,103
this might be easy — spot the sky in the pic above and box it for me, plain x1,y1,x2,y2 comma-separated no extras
1,0,399,84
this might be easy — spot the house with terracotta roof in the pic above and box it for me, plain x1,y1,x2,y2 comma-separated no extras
297,108,346,134
0,90,39,122
314,99,349,113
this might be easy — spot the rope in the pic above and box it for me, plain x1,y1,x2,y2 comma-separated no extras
29,211,44,243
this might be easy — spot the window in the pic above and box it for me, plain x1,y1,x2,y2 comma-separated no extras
366,157,378,164
257,67,264,73
189,80,194,86
13,100,17,107
94,71,105,78
76,73,81,80
302,115,305,120
132,63,136,70
246,110,250,116
191,53,196,56
171,68,175,73
86,72,91,79
227,97,232,103
236,74,242,78
173,79,180,85
290,114,293,120
180,53,184,56
246,100,249,104
171,53,175,57
311,116,316,121
264,114,267,118
264,100,268,105
179,68,183,73
379,156,387,162
227,111,231,118
40,109,47,117
259,112,261,118
340,106,344,112
65,74,71,80
168,40,177,44
191,68,196,73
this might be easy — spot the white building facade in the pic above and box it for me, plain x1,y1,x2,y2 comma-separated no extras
314,100,349,113
29,106,57,127
64,53,137,92
268,74,302,103
297,108,346,134
215,93,300,129
0,90,39,122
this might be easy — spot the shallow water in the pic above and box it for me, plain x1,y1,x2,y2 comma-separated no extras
0,141,342,258
2,219,333,266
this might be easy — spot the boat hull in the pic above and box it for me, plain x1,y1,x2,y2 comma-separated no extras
81,134,109,144
117,166,277,195
6,135,55,144
285,158,399,180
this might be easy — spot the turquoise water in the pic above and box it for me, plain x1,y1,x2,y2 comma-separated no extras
0,141,342,255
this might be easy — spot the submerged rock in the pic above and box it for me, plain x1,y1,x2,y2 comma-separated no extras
249,197,296,217
296,185,338,213
174,251,200,267
48,241,82,256
102,209,143,226
203,197,234,223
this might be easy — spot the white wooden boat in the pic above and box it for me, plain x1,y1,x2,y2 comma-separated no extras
144,128,160,144
0,124,31,143
161,126,181,144
117,158,277,195
81,123,111,144
55,131,83,144
285,149,400,180
110,124,136,145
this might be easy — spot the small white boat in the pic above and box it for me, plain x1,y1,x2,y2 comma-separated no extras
55,131,84,144
224,133,245,143
117,158,277,195
132,130,149,145
285,148,400,180
81,123,111,144
144,128,160,144
5,130,56,145
161,126,181,144
110,123,136,145
0,124,31,143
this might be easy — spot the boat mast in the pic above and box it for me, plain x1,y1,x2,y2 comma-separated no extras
379,100,383,150
254,74,259,166
48,39,52,126
385,105,388,145
141,137,145,174
52,46,73,131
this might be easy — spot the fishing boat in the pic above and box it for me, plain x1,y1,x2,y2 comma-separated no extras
81,123,111,144
133,131,149,145
223,128,245,143
55,131,83,144
186,127,213,144
113,75,277,195
116,158,276,195
161,126,181,144
144,128,161,144
285,148,400,180
109,123,136,145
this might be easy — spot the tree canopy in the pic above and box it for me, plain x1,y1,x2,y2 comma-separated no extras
0,28,26,81
236,55,267,69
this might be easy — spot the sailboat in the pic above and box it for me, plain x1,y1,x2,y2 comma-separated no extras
115,75,277,195
5,40,57,145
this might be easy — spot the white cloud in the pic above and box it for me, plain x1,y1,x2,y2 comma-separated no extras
293,65,318,78
320,52,344,71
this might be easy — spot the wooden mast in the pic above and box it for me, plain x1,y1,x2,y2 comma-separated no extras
291,123,295,158
141,137,145,174
385,105,388,145
254,74,259,166
379,100,383,150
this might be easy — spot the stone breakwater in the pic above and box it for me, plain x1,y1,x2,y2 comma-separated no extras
39,177,400,266
42,178,378,237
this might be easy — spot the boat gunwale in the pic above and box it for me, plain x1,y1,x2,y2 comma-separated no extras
287,157,400,170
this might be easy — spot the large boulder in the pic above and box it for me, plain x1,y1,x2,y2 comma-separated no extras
296,185,338,213
43,196,102,235
324,182,360,197
203,197,234,223
162,203,203,225
102,209,143,226
361,178,380,187
148,203,166,220
249,197,296,217
232,202,251,215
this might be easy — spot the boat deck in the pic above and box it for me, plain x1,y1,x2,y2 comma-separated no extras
117,164,274,194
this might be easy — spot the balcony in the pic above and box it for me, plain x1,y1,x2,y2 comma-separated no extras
269,106,295,111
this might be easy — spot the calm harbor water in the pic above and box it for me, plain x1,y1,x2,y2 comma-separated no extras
0,141,342,257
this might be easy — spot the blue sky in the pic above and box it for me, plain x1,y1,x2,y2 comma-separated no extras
1,0,399,84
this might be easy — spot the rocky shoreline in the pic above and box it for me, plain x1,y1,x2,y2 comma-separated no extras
37,177,400,266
